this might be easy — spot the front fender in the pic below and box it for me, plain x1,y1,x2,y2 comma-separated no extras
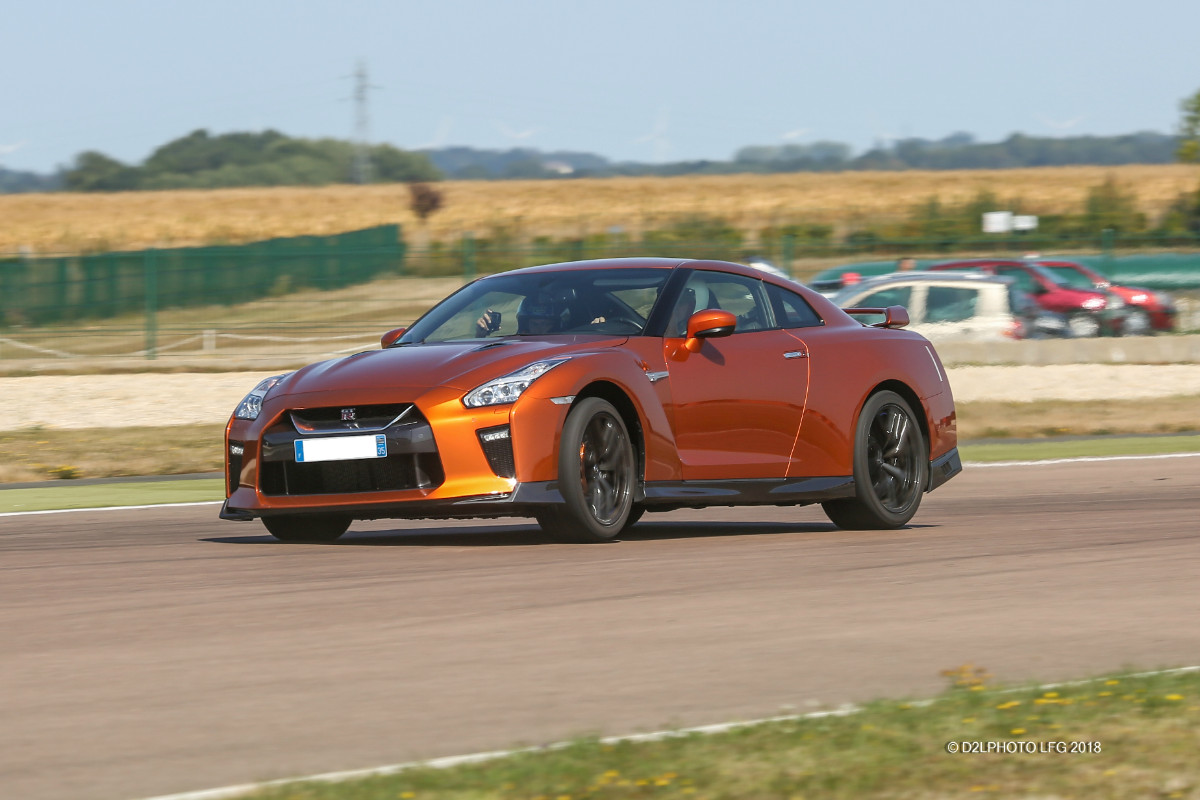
511,346,680,483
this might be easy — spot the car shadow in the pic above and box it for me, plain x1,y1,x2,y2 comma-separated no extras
204,519,935,547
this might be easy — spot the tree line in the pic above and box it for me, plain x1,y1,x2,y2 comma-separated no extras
62,129,440,192
0,121,1194,193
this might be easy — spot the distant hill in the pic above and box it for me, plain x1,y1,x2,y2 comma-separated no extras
0,167,63,193
2,129,1185,193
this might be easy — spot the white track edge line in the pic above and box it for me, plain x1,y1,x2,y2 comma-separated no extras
964,451,1200,468
141,665,1200,800
0,500,223,518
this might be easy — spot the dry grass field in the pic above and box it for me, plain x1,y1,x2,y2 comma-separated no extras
3,164,1198,254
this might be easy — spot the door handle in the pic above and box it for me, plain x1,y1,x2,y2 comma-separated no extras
783,350,808,359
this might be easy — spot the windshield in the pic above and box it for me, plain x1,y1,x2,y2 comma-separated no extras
1042,264,1098,290
399,268,671,343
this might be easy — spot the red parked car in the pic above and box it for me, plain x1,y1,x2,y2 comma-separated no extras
1036,260,1177,334
926,259,1125,337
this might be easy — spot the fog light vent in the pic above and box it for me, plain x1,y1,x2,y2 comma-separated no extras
477,425,515,478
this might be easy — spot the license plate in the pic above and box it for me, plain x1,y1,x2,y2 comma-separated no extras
294,434,387,463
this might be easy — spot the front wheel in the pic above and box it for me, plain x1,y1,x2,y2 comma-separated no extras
1119,308,1151,336
262,514,351,543
537,397,636,543
823,391,928,530
1067,313,1101,338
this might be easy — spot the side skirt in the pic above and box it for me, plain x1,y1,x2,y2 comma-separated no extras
927,447,963,492
640,476,855,511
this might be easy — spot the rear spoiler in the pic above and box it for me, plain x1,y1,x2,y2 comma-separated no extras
842,305,910,329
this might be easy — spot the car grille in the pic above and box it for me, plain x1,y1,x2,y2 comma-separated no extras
260,452,443,496
259,405,444,496
290,403,412,433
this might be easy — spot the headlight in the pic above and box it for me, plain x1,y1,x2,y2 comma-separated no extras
1082,297,1106,310
233,374,290,420
463,359,569,408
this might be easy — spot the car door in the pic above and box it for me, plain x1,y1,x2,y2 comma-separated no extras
662,271,809,480
922,284,984,338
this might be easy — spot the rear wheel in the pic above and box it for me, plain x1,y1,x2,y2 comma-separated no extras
537,398,635,543
262,514,351,543
823,391,927,530
1067,313,1101,338
1120,308,1151,336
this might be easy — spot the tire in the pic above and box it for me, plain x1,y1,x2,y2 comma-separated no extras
1119,308,1151,337
822,390,928,530
1067,313,1101,338
537,397,635,543
262,514,351,543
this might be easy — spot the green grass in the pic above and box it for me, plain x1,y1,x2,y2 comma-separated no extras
2,435,1196,514
960,434,1200,463
0,478,224,513
226,667,1200,799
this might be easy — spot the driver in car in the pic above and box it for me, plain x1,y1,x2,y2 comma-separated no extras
476,291,605,336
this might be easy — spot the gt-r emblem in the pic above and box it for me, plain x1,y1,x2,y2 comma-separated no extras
340,408,356,421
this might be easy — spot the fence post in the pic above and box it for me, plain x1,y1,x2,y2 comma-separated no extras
1101,228,1115,273
462,233,476,283
144,248,158,360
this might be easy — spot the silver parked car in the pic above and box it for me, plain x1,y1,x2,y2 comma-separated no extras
831,271,1069,341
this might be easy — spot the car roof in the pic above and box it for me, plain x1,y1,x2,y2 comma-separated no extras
838,270,1014,290
929,259,1029,269
491,257,769,280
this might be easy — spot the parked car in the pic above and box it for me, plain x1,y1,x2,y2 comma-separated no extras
222,258,960,542
831,271,1068,341
742,254,792,280
1035,259,1177,334
926,259,1126,337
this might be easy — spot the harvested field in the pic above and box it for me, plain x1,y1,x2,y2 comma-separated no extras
3,165,1198,254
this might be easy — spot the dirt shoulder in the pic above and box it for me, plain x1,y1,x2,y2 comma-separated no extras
2,364,1199,432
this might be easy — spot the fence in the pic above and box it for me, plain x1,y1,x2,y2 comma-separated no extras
2,226,1199,367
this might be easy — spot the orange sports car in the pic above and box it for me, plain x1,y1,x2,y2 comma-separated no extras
221,258,960,542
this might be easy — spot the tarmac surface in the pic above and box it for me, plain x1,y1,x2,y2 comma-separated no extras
1,456,1198,800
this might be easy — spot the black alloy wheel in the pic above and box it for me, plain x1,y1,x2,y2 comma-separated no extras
823,390,928,530
262,514,352,543
537,397,635,543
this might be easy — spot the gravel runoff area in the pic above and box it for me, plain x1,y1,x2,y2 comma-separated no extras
3,364,1200,431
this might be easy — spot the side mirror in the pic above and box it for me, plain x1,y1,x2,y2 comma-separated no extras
684,310,736,352
380,327,406,348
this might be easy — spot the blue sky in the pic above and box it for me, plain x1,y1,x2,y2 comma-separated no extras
2,0,1198,173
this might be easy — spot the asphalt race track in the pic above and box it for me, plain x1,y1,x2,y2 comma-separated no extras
2,457,1198,800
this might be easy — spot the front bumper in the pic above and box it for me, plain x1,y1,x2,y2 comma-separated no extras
224,389,568,519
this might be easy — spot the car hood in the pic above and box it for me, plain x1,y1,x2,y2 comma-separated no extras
275,336,628,396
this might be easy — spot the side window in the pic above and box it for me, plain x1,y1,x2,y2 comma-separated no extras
925,286,979,323
765,283,824,329
667,272,771,336
849,286,912,327
994,266,1036,294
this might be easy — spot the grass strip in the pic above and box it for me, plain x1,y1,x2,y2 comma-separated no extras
2,436,1196,514
227,667,1200,799
0,479,224,514
960,434,1200,463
